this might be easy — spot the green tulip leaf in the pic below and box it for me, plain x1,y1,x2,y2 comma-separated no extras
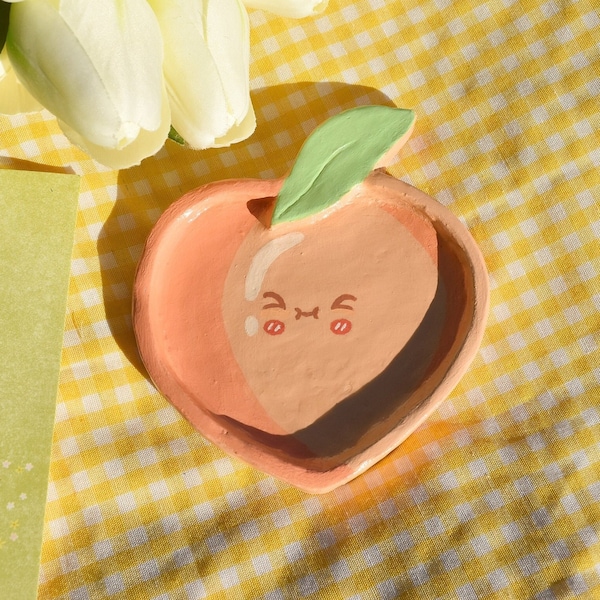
272,105,415,226
0,2,10,54
168,125,186,145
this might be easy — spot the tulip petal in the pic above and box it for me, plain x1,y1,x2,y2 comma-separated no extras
7,0,165,149
148,0,254,149
241,0,328,18
57,86,172,170
0,46,43,114
205,0,251,128
213,102,256,148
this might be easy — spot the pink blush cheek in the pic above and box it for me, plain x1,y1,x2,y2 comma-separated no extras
331,318,352,335
264,319,286,335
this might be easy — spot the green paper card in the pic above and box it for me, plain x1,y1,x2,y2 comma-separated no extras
0,169,79,599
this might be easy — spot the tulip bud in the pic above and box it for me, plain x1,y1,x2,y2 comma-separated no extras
6,0,170,168
147,0,256,150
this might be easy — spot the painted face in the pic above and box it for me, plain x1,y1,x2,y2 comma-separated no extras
222,200,438,434
259,290,357,337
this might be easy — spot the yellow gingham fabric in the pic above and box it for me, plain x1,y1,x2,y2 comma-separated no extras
1,0,600,598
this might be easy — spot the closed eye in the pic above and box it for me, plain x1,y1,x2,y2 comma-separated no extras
331,294,357,310
263,291,286,310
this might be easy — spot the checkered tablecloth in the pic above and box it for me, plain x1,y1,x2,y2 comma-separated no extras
1,0,599,598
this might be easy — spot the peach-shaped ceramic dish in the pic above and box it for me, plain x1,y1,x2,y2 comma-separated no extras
133,107,489,493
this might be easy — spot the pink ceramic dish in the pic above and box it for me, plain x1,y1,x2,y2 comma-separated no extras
133,107,489,493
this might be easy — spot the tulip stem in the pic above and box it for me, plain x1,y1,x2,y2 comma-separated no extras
0,2,10,54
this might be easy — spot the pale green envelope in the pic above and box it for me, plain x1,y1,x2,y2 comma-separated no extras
0,169,80,599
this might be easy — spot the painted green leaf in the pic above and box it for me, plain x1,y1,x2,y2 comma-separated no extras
272,105,415,225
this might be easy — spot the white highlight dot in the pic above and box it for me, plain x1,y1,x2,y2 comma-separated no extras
245,316,259,337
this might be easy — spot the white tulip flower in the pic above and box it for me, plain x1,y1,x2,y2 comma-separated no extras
5,0,170,169
147,0,255,150
0,0,327,169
